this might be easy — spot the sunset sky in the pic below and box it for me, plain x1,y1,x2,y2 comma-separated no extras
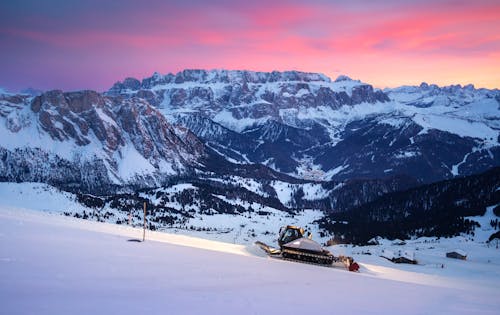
1,0,499,92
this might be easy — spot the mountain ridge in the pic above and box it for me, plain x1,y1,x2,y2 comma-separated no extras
1,69,499,195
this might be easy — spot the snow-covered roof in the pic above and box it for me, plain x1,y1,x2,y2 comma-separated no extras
381,249,415,261
448,249,467,256
381,249,395,259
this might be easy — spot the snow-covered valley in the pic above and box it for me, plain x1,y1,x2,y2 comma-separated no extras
1,205,500,314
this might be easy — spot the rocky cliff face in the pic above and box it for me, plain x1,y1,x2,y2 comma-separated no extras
107,70,389,123
0,90,206,193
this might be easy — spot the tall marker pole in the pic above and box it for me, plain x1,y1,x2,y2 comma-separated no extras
143,201,147,242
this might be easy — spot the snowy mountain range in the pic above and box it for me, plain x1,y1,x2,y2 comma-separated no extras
1,69,499,196
109,69,500,183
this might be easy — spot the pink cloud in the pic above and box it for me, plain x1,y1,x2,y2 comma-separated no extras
1,0,499,91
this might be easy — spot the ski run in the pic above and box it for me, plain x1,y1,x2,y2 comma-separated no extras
1,204,500,315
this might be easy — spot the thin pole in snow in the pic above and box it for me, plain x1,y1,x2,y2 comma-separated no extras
143,201,147,242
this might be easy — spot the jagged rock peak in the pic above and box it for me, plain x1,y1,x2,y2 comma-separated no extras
334,75,357,82
170,69,331,84
31,90,105,114
109,69,333,92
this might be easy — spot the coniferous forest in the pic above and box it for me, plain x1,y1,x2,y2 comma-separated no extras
319,167,500,244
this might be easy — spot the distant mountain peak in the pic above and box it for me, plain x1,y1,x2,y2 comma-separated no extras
334,75,356,82
0,86,10,95
20,87,43,96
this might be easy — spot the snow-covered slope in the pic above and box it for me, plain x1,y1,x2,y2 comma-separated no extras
0,182,94,213
1,206,500,315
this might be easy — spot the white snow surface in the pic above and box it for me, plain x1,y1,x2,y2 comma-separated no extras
212,109,269,133
270,181,293,205
117,145,157,180
301,183,330,200
0,182,94,213
1,206,500,315
269,181,331,205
